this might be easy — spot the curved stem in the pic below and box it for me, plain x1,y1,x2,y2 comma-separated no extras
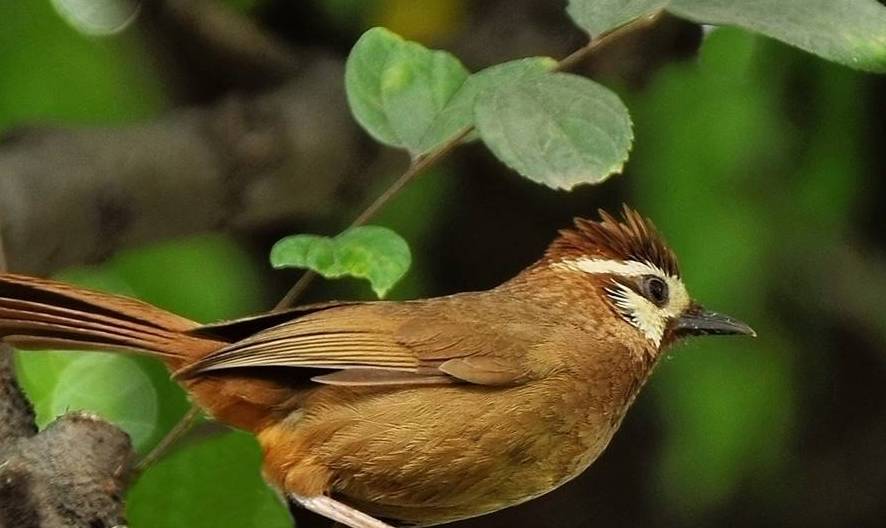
134,405,202,476
555,10,665,73
274,128,470,311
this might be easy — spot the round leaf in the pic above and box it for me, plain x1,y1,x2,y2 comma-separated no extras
568,1,886,72
474,73,633,190
669,0,886,73
271,226,411,298
345,27,470,153
51,353,158,451
17,351,159,452
415,57,557,153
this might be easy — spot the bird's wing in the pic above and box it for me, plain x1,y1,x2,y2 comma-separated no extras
181,296,540,387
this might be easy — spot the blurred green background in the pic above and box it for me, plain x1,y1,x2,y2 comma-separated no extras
2,0,885,527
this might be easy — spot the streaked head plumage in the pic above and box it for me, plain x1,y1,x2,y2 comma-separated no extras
546,205,679,277
547,206,688,348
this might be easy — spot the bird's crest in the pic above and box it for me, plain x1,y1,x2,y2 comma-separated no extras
546,205,680,277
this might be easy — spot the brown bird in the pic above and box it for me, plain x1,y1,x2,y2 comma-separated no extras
0,207,754,528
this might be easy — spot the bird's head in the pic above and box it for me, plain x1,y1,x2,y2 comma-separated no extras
544,206,755,350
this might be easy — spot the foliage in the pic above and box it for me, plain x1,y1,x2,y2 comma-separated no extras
271,226,411,298
345,30,634,187
281,0,884,290
473,72,632,189
345,27,470,154
127,430,291,528
569,0,886,72
666,0,886,72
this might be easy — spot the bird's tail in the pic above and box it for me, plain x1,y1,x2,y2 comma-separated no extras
0,273,221,370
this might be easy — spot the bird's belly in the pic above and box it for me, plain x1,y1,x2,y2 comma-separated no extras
259,378,620,526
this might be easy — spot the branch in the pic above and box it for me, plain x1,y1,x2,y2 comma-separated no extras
0,347,36,446
141,0,300,87
821,247,886,353
1,224,133,526
0,409,133,528
0,55,365,275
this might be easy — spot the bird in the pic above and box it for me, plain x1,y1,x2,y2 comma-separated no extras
0,206,754,528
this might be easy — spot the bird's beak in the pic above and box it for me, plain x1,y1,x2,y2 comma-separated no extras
674,304,756,338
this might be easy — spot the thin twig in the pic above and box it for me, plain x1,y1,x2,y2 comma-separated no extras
134,405,202,475
275,270,318,310
554,10,666,73
350,130,470,227
274,10,665,309
274,128,472,310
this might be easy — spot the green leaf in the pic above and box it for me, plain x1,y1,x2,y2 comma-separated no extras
474,73,633,190
668,0,886,73
567,0,886,71
345,27,470,154
127,430,291,528
567,0,667,37
415,57,557,153
52,353,159,451
271,226,411,298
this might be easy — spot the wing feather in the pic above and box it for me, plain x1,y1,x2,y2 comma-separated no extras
182,295,543,386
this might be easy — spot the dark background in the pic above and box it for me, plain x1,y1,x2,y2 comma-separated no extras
2,1,885,527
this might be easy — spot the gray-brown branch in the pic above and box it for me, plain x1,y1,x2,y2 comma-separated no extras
0,347,134,528
0,55,364,275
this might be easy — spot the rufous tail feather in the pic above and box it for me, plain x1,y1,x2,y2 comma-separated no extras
0,273,221,370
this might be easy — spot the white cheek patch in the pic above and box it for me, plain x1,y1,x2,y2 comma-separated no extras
604,282,667,346
555,257,691,347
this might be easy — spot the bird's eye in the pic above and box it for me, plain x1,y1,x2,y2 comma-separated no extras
641,276,669,306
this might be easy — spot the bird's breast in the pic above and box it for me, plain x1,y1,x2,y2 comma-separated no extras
259,372,638,525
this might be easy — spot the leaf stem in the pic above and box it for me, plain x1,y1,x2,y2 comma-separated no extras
352,130,471,228
274,128,471,310
134,405,202,477
274,10,664,309
555,10,665,73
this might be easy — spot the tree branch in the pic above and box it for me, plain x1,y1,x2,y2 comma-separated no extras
141,0,300,87
1,234,133,527
0,55,365,275
0,348,36,446
0,409,133,528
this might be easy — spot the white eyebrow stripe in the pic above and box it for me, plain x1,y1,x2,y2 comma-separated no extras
554,258,670,278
